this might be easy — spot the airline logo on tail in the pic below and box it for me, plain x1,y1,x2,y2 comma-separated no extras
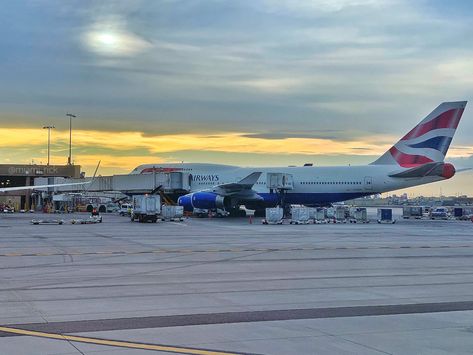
373,101,467,167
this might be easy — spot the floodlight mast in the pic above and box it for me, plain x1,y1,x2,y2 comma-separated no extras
66,113,76,165
42,125,55,165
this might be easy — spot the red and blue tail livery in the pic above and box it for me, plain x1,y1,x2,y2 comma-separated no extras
372,101,466,167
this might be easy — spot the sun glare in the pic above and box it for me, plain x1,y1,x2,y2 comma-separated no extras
95,32,119,47
83,28,151,57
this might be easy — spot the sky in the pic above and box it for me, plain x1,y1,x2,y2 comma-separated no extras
0,0,472,196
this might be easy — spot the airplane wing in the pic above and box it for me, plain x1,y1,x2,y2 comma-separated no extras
0,181,91,193
211,172,262,195
178,172,265,211
211,172,262,196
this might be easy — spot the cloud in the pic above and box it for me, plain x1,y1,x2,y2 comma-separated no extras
0,0,472,194
83,29,152,57
241,131,340,140
261,0,395,14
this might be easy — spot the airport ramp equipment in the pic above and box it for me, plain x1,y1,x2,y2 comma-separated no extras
161,205,184,221
290,207,311,224
327,206,348,223
71,216,102,224
453,207,473,220
131,195,161,223
403,206,424,219
377,208,395,224
31,219,64,225
313,207,328,223
263,207,284,224
349,208,369,223
430,207,449,220
453,207,464,218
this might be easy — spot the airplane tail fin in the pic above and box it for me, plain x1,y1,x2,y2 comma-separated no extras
371,101,467,167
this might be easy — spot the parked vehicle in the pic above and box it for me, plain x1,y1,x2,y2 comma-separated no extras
131,195,161,223
431,207,449,220
119,203,132,216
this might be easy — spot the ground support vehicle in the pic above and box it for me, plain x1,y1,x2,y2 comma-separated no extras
131,195,161,223
262,207,284,224
161,205,184,221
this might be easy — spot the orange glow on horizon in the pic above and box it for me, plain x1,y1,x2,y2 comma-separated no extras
0,128,472,174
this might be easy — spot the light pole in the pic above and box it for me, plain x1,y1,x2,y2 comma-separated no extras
66,113,76,165
43,125,55,165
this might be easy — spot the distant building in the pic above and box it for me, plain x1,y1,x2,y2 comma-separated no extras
0,164,81,210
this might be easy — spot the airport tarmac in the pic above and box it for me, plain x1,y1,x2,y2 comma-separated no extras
0,213,473,354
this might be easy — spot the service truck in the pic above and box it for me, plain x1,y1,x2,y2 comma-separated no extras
131,195,161,223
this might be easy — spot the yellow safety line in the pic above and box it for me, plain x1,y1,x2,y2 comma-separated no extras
0,326,240,355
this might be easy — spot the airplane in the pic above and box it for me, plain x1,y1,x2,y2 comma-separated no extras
131,101,468,216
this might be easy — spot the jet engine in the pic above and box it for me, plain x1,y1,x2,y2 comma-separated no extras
178,192,227,211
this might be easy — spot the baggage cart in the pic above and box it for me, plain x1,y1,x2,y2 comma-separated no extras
161,205,184,221
349,208,369,223
290,207,311,224
263,207,284,224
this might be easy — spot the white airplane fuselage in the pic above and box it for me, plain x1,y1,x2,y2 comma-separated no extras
131,163,445,206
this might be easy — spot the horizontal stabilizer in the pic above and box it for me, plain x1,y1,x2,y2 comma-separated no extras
389,162,455,179
456,167,472,173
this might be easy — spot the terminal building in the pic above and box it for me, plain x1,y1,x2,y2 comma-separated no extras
0,164,81,210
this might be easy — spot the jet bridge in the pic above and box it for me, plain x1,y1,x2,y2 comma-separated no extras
34,172,192,195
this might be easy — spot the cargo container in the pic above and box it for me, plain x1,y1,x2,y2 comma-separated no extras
161,205,184,221
349,208,368,223
290,207,311,224
311,207,327,223
328,206,347,223
131,195,161,223
377,208,395,224
403,206,424,219
263,207,284,224
453,207,464,218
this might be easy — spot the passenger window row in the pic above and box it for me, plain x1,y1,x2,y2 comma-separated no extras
300,181,362,185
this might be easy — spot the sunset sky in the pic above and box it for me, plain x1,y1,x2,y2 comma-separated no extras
1,0,472,196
